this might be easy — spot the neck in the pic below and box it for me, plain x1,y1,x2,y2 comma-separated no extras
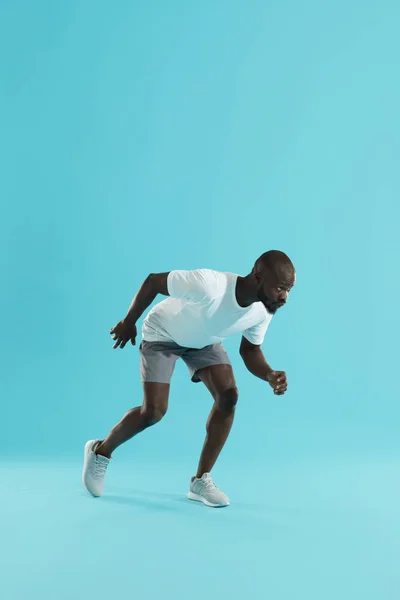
235,275,258,308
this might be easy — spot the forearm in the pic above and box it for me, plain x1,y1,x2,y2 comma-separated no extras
124,276,158,323
241,348,273,381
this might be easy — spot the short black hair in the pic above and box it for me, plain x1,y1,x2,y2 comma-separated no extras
253,250,295,282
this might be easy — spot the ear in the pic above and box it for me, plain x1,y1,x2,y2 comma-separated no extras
253,271,263,285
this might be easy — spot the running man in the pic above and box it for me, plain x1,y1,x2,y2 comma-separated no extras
82,250,296,507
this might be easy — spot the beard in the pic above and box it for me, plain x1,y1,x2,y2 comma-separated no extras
257,289,283,315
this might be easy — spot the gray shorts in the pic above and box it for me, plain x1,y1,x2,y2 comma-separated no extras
139,340,231,384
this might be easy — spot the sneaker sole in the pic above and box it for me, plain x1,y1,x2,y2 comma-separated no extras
187,491,229,508
82,440,101,498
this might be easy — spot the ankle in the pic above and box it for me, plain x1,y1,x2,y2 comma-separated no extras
95,442,111,459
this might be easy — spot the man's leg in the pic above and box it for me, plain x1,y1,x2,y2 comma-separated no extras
195,364,238,478
83,341,179,497
82,383,169,497
96,382,170,458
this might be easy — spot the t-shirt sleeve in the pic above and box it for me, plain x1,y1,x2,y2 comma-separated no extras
167,269,220,302
242,316,271,346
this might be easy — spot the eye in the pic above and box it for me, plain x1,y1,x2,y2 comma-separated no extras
277,287,283,292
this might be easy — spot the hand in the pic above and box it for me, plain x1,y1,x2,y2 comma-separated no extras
267,370,288,395
110,319,137,349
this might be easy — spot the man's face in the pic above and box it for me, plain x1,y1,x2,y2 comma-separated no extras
257,268,295,314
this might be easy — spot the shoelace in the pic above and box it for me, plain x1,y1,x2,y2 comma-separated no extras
93,456,108,478
202,477,218,491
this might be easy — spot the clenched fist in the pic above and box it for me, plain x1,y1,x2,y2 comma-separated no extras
267,371,288,395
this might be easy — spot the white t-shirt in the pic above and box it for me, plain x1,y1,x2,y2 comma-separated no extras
142,269,272,349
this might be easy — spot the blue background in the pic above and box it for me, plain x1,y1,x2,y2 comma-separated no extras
1,1,399,599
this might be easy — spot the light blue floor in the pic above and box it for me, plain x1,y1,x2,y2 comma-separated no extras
2,456,399,599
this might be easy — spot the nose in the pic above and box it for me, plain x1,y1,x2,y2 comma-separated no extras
279,291,288,303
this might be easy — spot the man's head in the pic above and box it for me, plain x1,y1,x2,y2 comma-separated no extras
252,250,296,314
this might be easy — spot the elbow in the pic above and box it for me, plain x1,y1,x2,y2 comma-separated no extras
147,273,161,286
146,274,158,293
240,341,256,358
239,341,249,358
239,347,250,361
147,272,170,296
240,345,260,361
144,274,152,286
239,350,251,373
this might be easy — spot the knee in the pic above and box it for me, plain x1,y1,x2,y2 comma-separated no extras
215,387,239,413
141,402,168,426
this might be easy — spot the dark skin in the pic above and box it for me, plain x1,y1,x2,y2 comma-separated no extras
97,257,295,477
235,263,295,395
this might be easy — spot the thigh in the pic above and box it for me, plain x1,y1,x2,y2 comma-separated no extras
196,363,237,399
142,382,170,414
140,341,182,384
182,343,232,384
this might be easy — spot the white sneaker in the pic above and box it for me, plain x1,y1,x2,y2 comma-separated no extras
188,473,229,508
82,440,110,497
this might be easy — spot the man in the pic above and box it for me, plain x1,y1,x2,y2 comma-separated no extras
82,250,296,508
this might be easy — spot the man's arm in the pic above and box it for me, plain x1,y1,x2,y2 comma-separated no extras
110,272,170,349
239,336,273,381
125,272,170,322
239,336,288,395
